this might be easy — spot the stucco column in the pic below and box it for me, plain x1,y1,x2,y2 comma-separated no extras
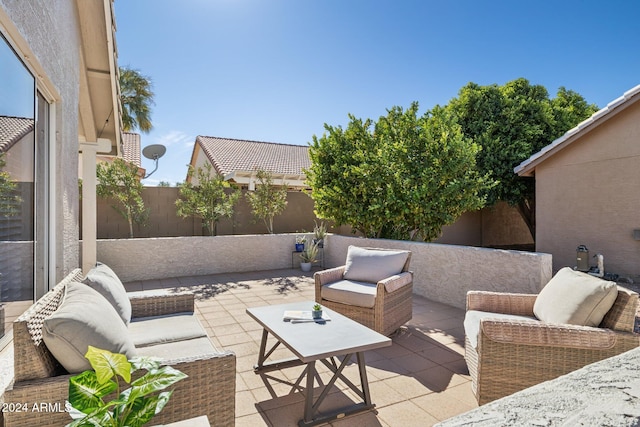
79,138,111,275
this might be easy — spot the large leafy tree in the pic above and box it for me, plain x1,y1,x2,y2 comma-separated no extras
307,102,493,241
119,66,154,133
96,158,148,238
446,78,598,238
245,169,288,234
176,163,241,236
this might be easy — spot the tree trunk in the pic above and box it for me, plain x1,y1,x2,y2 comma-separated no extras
516,197,535,242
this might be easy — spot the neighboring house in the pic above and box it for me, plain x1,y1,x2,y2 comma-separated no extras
96,132,145,179
515,84,640,279
0,0,120,314
188,135,311,189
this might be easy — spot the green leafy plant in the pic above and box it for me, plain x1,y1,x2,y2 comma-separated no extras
313,221,327,241
176,163,241,236
96,158,148,238
245,168,288,234
307,102,493,241
312,303,322,311
300,242,319,263
0,153,21,216
295,235,307,244
66,346,187,427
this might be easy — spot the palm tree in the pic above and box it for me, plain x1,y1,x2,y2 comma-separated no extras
119,66,154,133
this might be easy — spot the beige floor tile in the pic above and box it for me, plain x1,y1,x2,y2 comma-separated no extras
382,374,432,400
235,390,259,417
411,391,475,422
235,412,271,427
376,400,439,427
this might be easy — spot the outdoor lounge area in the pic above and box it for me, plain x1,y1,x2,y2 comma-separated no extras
124,268,476,426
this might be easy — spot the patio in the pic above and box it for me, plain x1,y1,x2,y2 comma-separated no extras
124,268,476,427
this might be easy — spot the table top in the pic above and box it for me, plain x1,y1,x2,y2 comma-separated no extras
246,301,391,363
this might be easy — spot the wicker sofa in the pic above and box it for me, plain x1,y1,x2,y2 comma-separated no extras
464,269,640,405
0,267,236,427
314,246,413,336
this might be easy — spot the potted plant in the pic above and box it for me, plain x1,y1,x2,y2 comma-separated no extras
312,221,327,248
312,303,323,319
295,235,307,252
67,346,186,427
299,242,319,272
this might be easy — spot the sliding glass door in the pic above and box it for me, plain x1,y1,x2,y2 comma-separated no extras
0,33,50,344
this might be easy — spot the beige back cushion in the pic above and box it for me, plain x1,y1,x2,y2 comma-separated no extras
83,262,131,325
43,282,137,373
343,246,409,283
533,267,618,327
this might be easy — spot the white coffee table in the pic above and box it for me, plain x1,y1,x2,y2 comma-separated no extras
246,301,392,427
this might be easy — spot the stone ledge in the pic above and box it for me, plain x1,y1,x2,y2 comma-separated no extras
437,347,640,426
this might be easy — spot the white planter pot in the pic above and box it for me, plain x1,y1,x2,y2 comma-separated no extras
300,262,312,272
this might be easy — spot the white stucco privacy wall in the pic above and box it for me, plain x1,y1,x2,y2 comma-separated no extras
325,235,552,309
96,234,552,309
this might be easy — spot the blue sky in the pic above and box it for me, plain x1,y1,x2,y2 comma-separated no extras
114,0,640,186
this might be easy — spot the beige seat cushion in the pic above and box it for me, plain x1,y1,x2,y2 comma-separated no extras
343,246,409,283
43,282,137,373
129,313,207,347
464,310,538,349
83,262,131,325
533,267,618,327
321,279,377,308
136,337,219,360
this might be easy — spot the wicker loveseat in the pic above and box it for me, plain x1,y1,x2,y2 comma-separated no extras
464,268,640,405
0,267,236,427
314,246,413,336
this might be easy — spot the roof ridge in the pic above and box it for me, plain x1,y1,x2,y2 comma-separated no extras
196,135,308,148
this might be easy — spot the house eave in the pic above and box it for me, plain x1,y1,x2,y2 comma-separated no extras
515,84,640,177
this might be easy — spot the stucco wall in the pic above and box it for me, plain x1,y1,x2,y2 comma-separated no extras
326,235,551,309
1,0,82,280
96,234,551,309
535,101,640,278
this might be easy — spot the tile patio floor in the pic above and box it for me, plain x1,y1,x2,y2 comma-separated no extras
125,268,477,427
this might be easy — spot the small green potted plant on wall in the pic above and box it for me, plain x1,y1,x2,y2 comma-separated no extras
312,221,327,248
295,235,307,252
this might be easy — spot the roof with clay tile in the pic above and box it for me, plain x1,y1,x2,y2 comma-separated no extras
195,136,310,176
122,132,141,167
0,116,34,153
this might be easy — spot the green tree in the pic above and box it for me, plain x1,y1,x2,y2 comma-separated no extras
96,158,148,238
446,78,598,238
119,66,154,133
0,153,21,216
245,169,288,234
176,163,240,236
307,102,493,241
157,181,171,187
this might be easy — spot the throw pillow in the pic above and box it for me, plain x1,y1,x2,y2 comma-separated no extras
43,281,137,373
83,262,131,325
343,246,409,283
533,267,618,327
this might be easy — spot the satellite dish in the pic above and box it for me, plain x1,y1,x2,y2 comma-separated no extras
142,144,166,178
142,144,166,160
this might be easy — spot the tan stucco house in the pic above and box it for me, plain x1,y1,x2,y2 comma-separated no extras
1,0,121,344
515,84,640,279
187,135,311,189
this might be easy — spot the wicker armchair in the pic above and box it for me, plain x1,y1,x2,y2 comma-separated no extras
1,269,236,427
314,247,413,336
465,286,640,405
